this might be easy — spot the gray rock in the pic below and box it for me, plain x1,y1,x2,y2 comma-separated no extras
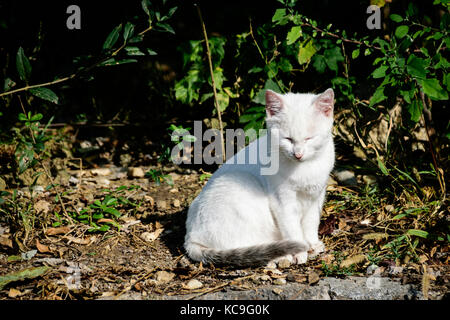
334,169,357,186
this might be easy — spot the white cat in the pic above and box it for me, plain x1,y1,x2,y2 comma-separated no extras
184,88,335,266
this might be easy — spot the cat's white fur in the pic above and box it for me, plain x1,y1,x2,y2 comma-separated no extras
184,88,335,266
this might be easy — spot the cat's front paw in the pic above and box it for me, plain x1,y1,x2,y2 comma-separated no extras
308,241,325,258
293,252,308,264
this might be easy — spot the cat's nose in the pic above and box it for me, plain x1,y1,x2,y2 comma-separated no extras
294,152,303,160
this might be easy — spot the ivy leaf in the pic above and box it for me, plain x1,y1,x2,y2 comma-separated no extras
394,25,409,39
16,47,32,82
419,78,448,100
103,24,122,51
29,87,59,104
297,38,317,65
286,26,302,45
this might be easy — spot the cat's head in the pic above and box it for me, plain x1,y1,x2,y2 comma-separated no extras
265,88,334,162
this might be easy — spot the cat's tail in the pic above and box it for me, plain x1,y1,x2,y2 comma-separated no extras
185,240,308,267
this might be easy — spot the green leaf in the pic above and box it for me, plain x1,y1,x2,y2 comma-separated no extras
312,55,327,73
419,78,448,100
297,38,317,65
372,65,389,79
369,85,387,107
323,46,344,72
390,14,403,22
156,22,175,34
30,113,43,122
377,157,389,175
0,266,50,290
103,24,122,51
407,99,423,123
104,207,121,218
125,46,145,56
272,8,286,23
351,49,360,59
18,113,28,121
29,87,59,104
407,229,429,239
123,22,135,41
16,47,32,82
141,0,151,16
99,58,138,66
286,26,302,45
146,49,157,55
395,25,409,38
406,55,429,79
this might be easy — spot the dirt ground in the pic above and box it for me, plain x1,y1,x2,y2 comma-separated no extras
0,160,448,300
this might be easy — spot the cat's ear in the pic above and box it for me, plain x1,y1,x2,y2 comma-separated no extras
314,88,334,117
265,90,284,117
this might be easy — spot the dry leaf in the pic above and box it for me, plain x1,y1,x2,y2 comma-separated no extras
308,271,320,285
419,255,428,264
97,218,114,224
8,288,22,298
422,265,429,300
34,200,51,214
338,219,347,230
36,239,50,253
0,235,13,248
362,233,388,240
140,228,164,242
46,226,71,236
63,235,94,245
430,246,437,257
340,254,366,268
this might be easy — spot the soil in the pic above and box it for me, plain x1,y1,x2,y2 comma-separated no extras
0,159,448,300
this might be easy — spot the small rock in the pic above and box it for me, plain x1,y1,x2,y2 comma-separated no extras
185,279,203,290
91,168,112,176
154,271,175,284
385,204,395,213
259,275,271,282
388,266,404,275
177,256,193,269
69,176,79,185
308,271,320,285
272,288,283,295
277,258,291,269
156,200,167,211
334,169,357,186
173,199,181,208
273,278,286,285
96,178,110,187
169,188,179,193
34,200,51,214
128,167,145,178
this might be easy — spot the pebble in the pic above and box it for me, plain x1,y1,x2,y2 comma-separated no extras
91,168,112,176
128,167,145,178
156,200,167,211
154,271,175,284
273,278,286,285
185,279,203,290
173,199,181,208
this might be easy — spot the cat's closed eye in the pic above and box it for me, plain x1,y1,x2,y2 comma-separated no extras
285,137,294,143
304,137,312,142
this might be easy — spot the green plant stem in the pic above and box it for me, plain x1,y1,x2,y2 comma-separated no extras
195,4,226,162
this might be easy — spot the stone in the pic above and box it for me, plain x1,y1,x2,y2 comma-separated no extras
127,167,145,178
273,278,286,285
185,279,203,290
156,200,167,211
334,169,357,186
154,271,175,284
90,168,112,176
173,199,181,208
